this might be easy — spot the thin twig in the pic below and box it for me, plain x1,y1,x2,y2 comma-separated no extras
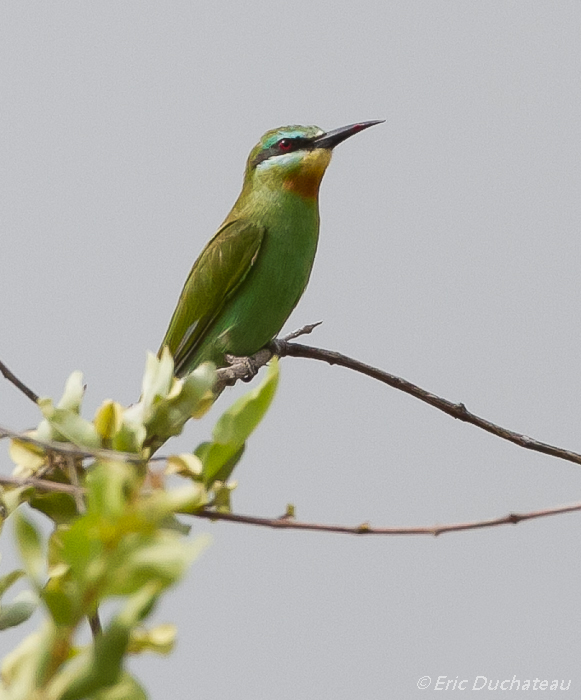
66,454,85,514
273,341,581,468
213,329,581,470
0,475,84,495
194,501,581,536
3,323,581,483
0,425,146,464
0,359,39,403
281,321,323,342
222,333,581,467
8,320,576,468
2,473,580,536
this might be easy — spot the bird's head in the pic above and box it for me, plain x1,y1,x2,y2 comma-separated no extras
243,121,384,200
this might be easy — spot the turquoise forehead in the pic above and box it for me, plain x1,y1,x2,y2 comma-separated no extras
260,125,324,150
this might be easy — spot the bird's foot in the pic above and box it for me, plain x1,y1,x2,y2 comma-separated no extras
225,354,259,383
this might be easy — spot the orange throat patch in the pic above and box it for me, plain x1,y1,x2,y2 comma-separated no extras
283,149,332,200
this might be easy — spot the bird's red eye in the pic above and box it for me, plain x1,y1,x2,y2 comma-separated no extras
278,138,293,151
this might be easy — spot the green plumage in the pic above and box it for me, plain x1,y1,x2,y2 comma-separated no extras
160,121,382,376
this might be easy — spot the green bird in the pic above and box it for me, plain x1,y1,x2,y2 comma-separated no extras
160,120,383,377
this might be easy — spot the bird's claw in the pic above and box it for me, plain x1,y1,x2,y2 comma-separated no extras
225,354,259,382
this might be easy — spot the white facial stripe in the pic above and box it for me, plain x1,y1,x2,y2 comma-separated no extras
256,150,309,170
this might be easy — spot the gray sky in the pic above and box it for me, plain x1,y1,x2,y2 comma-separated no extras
1,2,580,697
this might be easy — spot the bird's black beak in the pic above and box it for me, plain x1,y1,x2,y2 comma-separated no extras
312,120,384,150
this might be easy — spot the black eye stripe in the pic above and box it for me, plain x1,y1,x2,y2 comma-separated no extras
252,137,313,167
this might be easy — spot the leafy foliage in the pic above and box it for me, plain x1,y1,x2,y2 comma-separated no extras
0,353,279,698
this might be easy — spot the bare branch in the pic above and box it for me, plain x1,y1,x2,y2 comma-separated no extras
66,454,86,514
0,424,146,465
0,474,84,495
217,332,581,469
194,501,581,536
3,323,581,473
2,472,580,536
275,341,581,468
0,359,39,403
2,323,579,541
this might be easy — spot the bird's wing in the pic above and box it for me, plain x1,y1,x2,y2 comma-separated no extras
160,219,265,373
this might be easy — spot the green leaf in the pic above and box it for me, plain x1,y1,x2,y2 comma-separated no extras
117,581,166,626
29,489,78,526
165,453,203,479
58,514,105,590
0,624,56,697
181,362,217,419
0,487,33,531
42,581,80,627
159,514,191,536
56,371,86,412
200,358,279,485
212,480,235,512
213,358,279,445
38,398,102,449
58,584,163,700
94,400,123,441
85,460,137,520
0,570,37,631
93,672,147,700
111,420,146,454
0,590,38,630
9,439,47,475
143,362,216,446
129,623,176,655
0,569,25,598
14,512,45,587
199,443,245,487
144,482,208,516
42,533,84,626
140,349,175,412
105,534,209,597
